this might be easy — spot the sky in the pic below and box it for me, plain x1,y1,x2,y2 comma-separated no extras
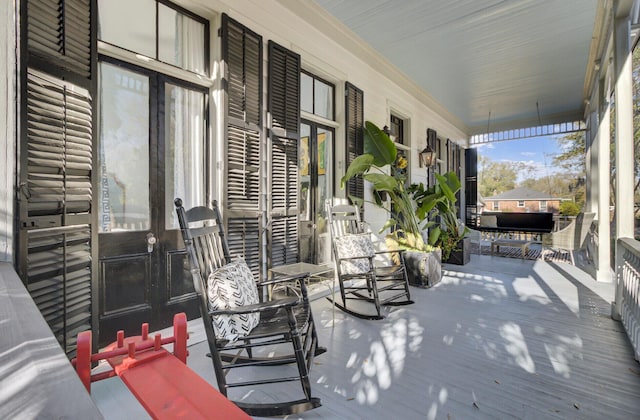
474,135,564,183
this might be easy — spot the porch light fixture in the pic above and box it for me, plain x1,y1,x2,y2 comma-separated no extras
418,145,436,168
382,125,395,142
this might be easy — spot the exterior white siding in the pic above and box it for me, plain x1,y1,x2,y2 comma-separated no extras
184,0,468,235
0,0,16,263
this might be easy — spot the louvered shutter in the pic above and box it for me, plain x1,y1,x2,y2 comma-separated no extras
447,139,462,218
447,139,460,176
21,70,93,356
221,14,263,278
427,128,437,187
268,41,300,268
19,0,95,357
345,82,364,201
465,148,478,226
27,0,92,79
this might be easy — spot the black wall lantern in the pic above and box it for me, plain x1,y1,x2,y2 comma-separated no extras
418,145,436,168
419,128,438,168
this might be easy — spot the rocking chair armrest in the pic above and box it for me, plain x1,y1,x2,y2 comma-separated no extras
209,296,300,317
337,255,374,262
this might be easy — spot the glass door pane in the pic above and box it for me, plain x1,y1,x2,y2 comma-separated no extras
164,83,206,230
316,127,333,264
98,62,150,232
298,121,334,264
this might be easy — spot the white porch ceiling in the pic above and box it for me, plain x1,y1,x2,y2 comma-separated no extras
312,0,599,135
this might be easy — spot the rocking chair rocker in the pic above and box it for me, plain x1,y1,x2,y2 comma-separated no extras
328,203,413,320
175,198,322,416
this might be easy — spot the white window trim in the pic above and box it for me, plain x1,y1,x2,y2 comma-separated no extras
98,41,213,89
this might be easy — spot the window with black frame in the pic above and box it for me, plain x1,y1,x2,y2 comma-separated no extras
98,0,209,76
386,115,409,232
300,70,336,264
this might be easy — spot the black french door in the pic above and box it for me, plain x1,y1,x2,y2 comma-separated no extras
97,58,207,345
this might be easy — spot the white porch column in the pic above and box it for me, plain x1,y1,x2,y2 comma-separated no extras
614,15,636,240
585,106,596,213
612,11,636,317
0,0,16,263
595,75,612,283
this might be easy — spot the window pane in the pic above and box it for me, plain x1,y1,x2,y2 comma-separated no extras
98,0,156,58
301,73,313,113
164,84,206,229
314,79,332,119
158,5,206,75
391,115,404,144
299,124,311,221
99,63,150,232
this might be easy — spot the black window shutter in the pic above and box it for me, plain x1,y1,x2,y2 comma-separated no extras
21,70,93,357
221,14,263,278
427,128,437,187
19,0,95,357
465,148,478,227
345,82,364,201
27,0,92,80
267,41,300,268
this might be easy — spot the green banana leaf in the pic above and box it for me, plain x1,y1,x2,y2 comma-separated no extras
363,173,397,192
428,225,441,246
341,154,374,188
435,173,456,203
363,121,396,167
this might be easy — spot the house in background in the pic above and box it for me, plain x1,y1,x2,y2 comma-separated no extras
484,187,561,214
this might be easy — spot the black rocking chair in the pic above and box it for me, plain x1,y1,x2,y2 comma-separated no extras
175,198,322,416
328,203,413,320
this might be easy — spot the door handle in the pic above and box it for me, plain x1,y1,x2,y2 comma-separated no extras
146,232,157,253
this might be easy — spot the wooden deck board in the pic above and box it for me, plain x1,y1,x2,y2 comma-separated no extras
91,254,640,419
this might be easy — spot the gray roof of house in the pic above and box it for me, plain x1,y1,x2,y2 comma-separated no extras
484,187,558,201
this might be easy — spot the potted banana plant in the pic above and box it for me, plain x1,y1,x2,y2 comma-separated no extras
410,171,470,265
341,121,442,287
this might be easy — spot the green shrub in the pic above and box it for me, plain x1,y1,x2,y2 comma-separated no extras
559,201,580,216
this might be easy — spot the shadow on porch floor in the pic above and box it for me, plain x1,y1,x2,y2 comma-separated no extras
91,254,640,419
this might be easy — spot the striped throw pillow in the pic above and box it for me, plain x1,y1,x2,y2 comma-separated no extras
207,258,260,343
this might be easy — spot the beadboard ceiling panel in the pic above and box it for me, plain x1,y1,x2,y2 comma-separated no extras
313,0,599,134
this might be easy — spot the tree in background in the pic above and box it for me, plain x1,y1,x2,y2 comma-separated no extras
478,155,532,197
633,45,640,221
550,131,586,209
553,131,585,173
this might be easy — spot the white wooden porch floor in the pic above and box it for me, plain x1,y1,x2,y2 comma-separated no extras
91,254,640,419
